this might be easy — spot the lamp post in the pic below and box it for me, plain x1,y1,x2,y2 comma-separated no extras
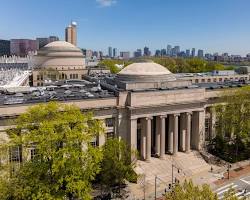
154,176,169,200
155,176,157,200
227,163,232,179
172,164,180,186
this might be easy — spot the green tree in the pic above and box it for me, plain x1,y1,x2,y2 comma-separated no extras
98,59,132,74
165,180,239,200
211,86,250,162
100,138,137,193
0,102,104,200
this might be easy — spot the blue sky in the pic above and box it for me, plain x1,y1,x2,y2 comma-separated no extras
1,0,250,55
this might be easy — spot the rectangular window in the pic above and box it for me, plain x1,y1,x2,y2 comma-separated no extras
90,136,97,147
106,132,114,140
9,146,22,163
205,118,210,141
30,148,37,160
105,118,114,127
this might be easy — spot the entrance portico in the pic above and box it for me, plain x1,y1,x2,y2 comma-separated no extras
131,110,205,161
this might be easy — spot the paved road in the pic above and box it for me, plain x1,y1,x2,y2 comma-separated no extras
214,175,250,199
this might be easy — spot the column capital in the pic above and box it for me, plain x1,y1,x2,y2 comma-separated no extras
186,112,192,116
159,115,167,119
145,116,153,120
173,113,180,117
130,116,138,120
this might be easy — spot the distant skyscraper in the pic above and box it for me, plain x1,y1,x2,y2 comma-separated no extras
155,50,161,57
167,45,172,56
197,49,204,58
191,48,196,57
99,51,103,59
86,50,93,58
10,39,38,57
120,51,130,59
108,47,113,57
49,36,59,42
186,49,190,57
134,49,142,58
65,21,77,46
113,48,118,58
143,47,150,56
0,40,10,56
36,36,59,49
174,46,180,55
160,49,167,56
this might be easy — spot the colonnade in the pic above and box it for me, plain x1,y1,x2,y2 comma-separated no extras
129,111,205,161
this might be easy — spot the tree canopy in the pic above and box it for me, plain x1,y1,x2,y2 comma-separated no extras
98,59,132,73
165,180,239,200
210,86,250,162
99,57,230,74
0,102,104,200
99,138,137,192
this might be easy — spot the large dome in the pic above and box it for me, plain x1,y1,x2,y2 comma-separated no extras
33,41,85,69
116,62,176,82
119,62,172,76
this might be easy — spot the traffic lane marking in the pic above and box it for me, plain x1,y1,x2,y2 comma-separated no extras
215,183,234,192
240,178,250,185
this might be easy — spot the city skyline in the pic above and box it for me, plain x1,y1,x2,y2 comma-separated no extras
1,0,250,55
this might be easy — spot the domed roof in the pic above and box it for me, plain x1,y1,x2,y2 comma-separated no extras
45,41,76,49
116,62,176,82
118,62,172,76
33,41,85,69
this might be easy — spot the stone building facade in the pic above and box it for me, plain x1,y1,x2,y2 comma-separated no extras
0,61,235,163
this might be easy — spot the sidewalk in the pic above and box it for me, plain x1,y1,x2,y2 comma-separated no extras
214,164,250,186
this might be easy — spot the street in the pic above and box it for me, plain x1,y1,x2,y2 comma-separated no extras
214,175,250,199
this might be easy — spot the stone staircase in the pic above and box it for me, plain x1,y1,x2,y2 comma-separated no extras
174,151,211,177
135,151,211,185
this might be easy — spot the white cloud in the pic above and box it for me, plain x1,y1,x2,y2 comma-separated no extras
96,0,116,7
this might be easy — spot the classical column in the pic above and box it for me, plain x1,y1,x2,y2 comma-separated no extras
191,110,205,150
173,114,179,155
185,112,192,152
155,117,161,156
145,117,152,162
140,118,146,160
160,115,166,159
168,115,174,154
129,117,138,153
179,113,186,152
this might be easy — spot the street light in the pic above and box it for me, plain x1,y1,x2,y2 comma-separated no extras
227,163,232,179
172,164,180,186
154,176,169,200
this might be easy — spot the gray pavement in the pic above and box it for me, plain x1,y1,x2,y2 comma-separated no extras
214,175,250,199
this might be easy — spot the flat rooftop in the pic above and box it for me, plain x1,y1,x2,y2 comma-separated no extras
0,74,249,107
0,79,115,106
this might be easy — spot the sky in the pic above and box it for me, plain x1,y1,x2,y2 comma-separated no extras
1,0,250,55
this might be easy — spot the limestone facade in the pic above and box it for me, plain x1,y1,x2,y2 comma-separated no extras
0,61,241,162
